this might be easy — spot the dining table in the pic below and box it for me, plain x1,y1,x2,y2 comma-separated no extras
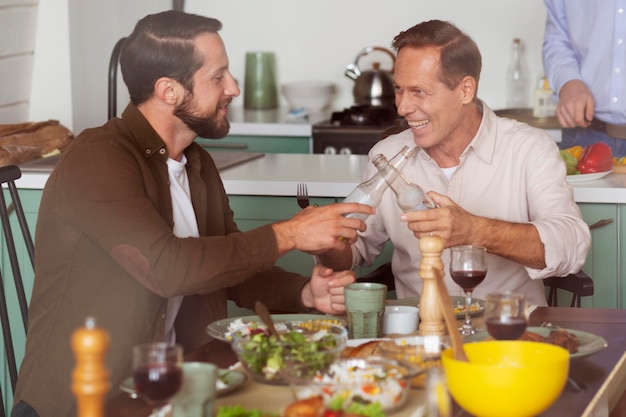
105,306,626,417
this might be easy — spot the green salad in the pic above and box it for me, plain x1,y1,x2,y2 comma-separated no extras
234,326,345,381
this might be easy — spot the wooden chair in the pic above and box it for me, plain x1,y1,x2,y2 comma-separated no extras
359,262,594,307
0,165,35,416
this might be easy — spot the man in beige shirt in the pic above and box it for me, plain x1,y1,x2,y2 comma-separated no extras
319,20,590,307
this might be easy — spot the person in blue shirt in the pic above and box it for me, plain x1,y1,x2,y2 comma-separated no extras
542,0,626,157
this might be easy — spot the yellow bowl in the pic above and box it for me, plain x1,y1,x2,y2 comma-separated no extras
441,341,569,417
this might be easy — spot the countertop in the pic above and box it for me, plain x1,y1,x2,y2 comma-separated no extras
14,153,626,204
227,106,330,137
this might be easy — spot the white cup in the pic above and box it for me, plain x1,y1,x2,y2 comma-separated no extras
383,305,419,335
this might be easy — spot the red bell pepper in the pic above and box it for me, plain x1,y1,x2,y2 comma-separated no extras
576,143,613,174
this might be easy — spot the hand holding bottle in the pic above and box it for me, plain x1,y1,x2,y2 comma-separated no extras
341,146,416,220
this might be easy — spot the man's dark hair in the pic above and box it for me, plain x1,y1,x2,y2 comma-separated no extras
392,19,482,90
120,11,222,105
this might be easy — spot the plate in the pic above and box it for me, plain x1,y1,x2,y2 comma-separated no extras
120,368,247,398
387,296,485,319
206,313,347,342
566,170,612,183
463,326,608,359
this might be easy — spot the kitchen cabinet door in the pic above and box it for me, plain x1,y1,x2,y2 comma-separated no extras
0,188,40,414
197,135,310,154
577,203,619,308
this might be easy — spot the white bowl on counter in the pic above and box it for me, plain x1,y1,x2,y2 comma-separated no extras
281,81,336,111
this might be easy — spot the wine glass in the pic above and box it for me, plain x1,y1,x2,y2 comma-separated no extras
485,291,527,340
133,342,183,416
449,245,487,335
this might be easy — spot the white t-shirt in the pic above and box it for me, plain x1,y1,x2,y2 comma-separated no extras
164,154,199,343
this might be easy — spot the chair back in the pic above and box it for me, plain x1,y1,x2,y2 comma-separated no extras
0,165,34,415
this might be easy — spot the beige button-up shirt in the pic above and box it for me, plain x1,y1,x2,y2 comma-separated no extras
351,101,590,307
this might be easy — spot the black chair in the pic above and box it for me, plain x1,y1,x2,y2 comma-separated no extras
0,165,35,416
359,262,594,307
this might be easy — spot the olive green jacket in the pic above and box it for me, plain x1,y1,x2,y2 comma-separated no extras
14,104,310,417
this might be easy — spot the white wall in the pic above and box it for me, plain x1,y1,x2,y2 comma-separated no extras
28,0,549,134
0,0,39,124
185,0,548,112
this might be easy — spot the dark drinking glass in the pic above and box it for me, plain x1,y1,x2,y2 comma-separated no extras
485,291,527,340
133,343,183,416
449,246,487,335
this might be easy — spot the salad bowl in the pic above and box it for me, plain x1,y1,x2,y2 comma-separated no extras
280,356,414,412
230,322,347,385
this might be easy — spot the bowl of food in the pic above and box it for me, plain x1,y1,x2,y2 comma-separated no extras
229,322,347,385
280,357,413,412
377,334,449,388
442,341,569,417
281,81,336,111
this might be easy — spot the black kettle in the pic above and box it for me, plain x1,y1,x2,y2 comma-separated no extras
345,46,396,107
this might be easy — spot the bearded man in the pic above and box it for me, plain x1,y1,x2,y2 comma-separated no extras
12,11,372,417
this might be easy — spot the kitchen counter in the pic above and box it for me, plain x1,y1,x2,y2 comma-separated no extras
227,106,330,137
13,153,626,204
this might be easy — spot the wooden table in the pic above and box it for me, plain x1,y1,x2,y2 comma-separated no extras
105,307,626,417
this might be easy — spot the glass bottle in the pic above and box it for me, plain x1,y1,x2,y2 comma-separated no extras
425,367,451,417
382,164,436,212
342,145,415,220
505,38,529,108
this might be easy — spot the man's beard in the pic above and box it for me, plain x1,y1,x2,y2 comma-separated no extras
174,94,231,139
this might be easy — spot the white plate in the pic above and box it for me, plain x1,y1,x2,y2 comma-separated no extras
566,170,612,183
387,296,485,319
463,326,607,359
206,314,346,342
120,368,247,398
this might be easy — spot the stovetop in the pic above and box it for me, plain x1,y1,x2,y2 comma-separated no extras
326,105,401,127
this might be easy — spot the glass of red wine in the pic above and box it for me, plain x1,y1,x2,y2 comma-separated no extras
485,291,527,340
133,342,183,416
449,245,487,335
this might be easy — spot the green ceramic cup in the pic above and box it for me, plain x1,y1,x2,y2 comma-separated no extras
244,51,279,109
170,362,218,417
345,282,387,339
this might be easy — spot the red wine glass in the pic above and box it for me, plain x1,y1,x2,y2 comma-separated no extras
132,342,183,416
485,291,527,340
449,245,487,335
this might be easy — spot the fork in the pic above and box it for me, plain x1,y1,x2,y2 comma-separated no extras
296,183,310,209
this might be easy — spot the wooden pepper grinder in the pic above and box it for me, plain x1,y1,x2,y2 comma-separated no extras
71,317,110,417
418,235,446,335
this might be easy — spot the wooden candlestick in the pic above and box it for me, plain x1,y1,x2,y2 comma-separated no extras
418,235,446,335
71,317,110,417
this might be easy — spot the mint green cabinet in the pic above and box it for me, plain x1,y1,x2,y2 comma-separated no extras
577,203,619,308
0,188,40,414
196,135,310,153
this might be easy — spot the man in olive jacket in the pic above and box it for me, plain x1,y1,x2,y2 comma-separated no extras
12,11,372,417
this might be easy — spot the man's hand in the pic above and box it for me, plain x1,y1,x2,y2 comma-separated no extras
272,203,374,255
301,265,356,314
556,80,595,128
400,191,545,268
400,191,478,248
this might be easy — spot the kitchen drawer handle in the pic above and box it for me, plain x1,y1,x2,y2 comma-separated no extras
201,143,248,149
588,218,614,230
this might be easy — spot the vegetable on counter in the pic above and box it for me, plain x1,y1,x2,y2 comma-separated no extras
577,142,613,174
560,143,613,175
559,148,580,175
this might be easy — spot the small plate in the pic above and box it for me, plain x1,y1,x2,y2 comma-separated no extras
566,170,612,183
120,368,247,398
463,326,608,359
387,296,485,319
206,313,346,342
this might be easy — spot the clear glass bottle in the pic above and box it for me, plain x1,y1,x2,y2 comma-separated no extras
342,146,415,220
505,38,529,108
383,166,436,212
425,367,451,417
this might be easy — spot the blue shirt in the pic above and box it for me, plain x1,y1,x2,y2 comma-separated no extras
542,0,626,124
